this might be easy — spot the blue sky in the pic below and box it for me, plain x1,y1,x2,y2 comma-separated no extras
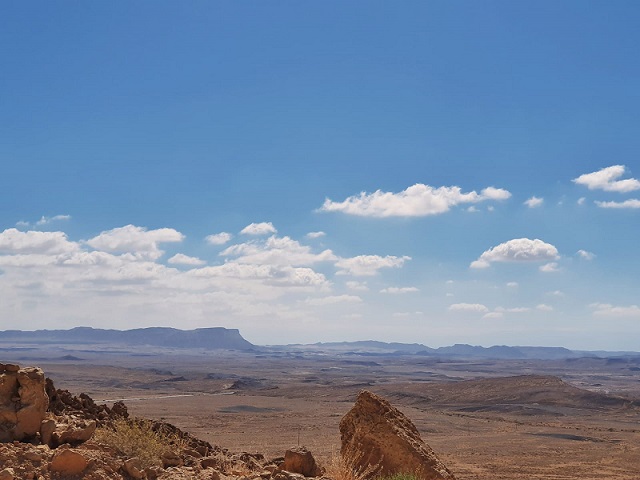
1,2,639,349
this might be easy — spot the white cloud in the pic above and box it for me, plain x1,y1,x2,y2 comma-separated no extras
206,232,233,245
573,165,640,193
577,250,595,260
221,235,336,267
240,222,277,235
85,225,184,260
524,196,544,208
336,255,411,276
536,304,554,311
167,254,206,266
36,214,71,226
306,231,326,239
547,290,565,297
449,303,489,313
577,197,586,206
539,262,560,273
380,287,419,294
470,238,559,269
482,311,504,320
303,295,362,306
189,263,328,287
494,306,530,313
319,183,511,218
590,303,640,318
346,281,369,291
595,199,640,209
0,228,79,255
506,282,519,288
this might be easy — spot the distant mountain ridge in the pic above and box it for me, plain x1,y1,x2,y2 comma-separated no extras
0,326,254,351
285,340,639,359
2,328,638,358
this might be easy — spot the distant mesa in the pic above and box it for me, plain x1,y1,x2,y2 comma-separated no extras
0,326,254,351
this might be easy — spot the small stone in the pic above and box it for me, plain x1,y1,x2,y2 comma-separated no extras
161,450,183,468
123,457,146,479
0,468,15,480
50,449,88,476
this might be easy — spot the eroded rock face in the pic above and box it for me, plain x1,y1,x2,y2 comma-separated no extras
340,390,456,480
0,364,48,442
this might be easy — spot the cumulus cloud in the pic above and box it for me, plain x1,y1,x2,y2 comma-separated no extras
573,165,640,193
506,282,519,288
577,197,586,206
470,238,559,269
539,262,560,273
221,235,336,267
577,250,595,260
240,222,277,235
595,199,640,209
449,303,489,313
306,231,326,239
482,311,504,319
206,232,233,245
380,287,419,294
190,263,329,287
536,304,554,311
524,196,544,208
167,254,206,266
85,225,184,260
590,303,640,318
547,290,565,297
0,228,79,255
336,255,410,276
319,183,511,218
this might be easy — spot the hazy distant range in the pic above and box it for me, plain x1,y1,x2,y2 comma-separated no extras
0,327,638,360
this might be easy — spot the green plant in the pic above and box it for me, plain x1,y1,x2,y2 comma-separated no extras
93,418,186,469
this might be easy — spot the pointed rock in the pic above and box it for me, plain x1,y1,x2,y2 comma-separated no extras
340,390,455,480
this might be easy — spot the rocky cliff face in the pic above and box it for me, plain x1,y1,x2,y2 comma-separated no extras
0,363,48,442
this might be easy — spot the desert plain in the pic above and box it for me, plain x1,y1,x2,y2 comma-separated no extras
2,341,639,480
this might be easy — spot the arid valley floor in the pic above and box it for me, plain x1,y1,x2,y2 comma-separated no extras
2,343,639,480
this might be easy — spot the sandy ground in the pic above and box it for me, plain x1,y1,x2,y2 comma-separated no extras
4,345,640,479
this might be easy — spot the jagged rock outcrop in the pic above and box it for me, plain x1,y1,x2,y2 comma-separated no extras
340,390,456,480
46,377,129,422
0,363,48,442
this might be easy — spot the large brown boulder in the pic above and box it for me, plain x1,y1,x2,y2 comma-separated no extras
340,390,455,480
280,447,323,477
0,364,48,442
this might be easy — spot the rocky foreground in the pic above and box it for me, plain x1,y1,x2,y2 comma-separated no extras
0,363,454,480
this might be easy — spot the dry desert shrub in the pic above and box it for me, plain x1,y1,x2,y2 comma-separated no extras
94,417,186,469
325,449,382,480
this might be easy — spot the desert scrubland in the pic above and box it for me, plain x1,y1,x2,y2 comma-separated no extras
2,338,639,480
